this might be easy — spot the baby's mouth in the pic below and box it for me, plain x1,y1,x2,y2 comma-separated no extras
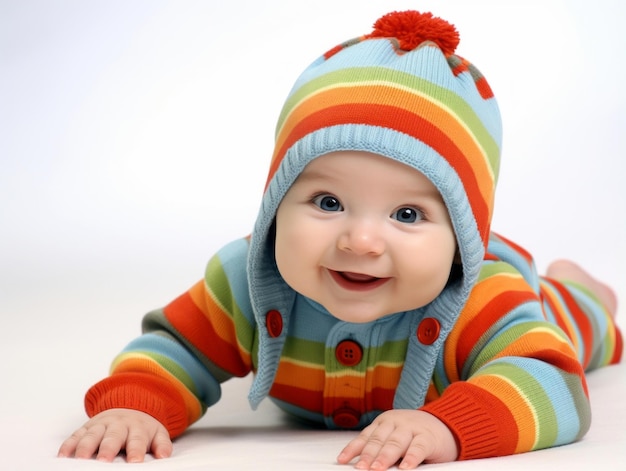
340,272,380,283
328,270,389,291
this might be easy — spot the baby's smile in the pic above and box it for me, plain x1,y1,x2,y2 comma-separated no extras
327,269,390,291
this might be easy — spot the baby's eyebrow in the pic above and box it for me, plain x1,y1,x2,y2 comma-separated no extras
294,168,337,185
384,177,442,198
408,186,443,199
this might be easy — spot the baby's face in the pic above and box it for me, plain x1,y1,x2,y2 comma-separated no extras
275,151,457,323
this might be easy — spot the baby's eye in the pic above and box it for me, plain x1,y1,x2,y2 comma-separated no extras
312,195,343,212
391,207,424,224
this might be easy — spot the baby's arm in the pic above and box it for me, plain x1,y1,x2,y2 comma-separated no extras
336,410,457,470
58,409,172,462
59,239,257,462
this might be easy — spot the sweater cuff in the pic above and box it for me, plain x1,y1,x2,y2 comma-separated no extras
420,382,518,460
85,372,189,439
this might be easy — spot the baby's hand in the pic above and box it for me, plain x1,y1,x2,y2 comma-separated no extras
337,410,457,470
58,408,172,463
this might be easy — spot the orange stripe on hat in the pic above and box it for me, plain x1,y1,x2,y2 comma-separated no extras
269,98,494,243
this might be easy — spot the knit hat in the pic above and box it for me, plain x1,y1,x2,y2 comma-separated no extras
247,10,502,408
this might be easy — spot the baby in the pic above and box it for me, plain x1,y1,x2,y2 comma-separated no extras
59,10,622,470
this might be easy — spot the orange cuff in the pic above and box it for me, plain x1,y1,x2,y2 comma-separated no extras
420,382,518,460
85,372,189,439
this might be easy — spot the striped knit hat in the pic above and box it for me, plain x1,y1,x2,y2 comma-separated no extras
247,10,502,408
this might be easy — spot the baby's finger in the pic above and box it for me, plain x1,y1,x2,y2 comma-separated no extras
337,424,377,464
94,422,129,462
57,426,89,458
337,436,367,464
355,422,404,470
150,428,174,459
397,435,430,470
72,423,107,459
357,429,411,471
124,428,152,463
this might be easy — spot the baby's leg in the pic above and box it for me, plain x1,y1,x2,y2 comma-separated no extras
546,260,617,319
540,260,622,370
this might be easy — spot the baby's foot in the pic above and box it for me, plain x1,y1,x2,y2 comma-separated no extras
546,260,618,318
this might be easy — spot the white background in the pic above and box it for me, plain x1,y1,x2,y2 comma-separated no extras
1,1,624,469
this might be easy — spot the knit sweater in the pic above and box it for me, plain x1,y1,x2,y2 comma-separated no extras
82,10,623,462
85,232,622,461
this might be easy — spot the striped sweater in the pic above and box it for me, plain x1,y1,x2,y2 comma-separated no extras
85,231,622,461
81,11,622,462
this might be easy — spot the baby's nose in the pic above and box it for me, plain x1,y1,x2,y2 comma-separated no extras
338,221,385,255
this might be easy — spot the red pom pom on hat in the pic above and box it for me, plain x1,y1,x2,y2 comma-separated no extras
367,10,460,55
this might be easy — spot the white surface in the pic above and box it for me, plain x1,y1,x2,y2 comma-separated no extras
1,1,625,470
2,352,626,470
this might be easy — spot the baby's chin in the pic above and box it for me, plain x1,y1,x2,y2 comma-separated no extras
323,305,399,324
